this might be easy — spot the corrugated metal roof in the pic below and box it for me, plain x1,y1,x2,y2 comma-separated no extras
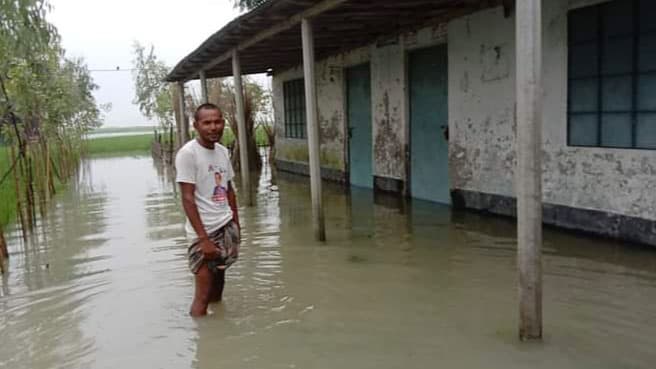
165,0,506,82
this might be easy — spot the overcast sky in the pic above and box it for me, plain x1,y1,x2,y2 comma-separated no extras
48,0,242,127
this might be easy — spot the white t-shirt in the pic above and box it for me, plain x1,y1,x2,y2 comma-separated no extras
175,139,235,240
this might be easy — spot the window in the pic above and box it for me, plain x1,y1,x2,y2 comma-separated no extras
568,0,656,149
283,79,306,139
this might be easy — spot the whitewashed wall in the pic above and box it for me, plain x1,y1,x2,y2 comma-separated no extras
449,0,656,221
273,0,656,221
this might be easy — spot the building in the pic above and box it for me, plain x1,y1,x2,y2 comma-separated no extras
166,0,656,247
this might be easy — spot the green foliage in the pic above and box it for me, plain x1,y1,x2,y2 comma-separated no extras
86,134,154,156
131,42,174,131
1,0,103,138
212,76,270,121
0,0,103,232
232,0,267,11
216,125,268,152
255,124,269,146
221,126,235,147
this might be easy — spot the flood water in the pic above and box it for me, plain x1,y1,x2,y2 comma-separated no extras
1,154,656,369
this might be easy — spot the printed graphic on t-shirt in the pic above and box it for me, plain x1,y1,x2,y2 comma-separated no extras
209,164,228,205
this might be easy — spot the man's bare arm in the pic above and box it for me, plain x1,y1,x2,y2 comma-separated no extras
180,182,218,258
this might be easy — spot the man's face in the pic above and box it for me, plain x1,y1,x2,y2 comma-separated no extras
194,108,225,144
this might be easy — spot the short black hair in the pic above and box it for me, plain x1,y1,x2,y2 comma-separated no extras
194,103,221,122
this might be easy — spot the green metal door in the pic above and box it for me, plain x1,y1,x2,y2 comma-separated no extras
409,45,450,204
347,64,373,188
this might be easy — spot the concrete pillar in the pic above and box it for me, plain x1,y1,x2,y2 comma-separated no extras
178,81,190,145
172,83,182,148
232,49,253,206
301,18,326,242
200,70,209,104
516,0,543,341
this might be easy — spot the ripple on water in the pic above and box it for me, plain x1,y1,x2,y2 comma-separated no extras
1,156,656,369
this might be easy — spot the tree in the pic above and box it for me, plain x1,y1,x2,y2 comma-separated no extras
232,0,267,11
205,76,271,172
0,0,104,249
131,42,174,132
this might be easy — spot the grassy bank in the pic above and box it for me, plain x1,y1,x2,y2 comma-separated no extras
91,126,156,134
86,134,154,156
85,126,269,156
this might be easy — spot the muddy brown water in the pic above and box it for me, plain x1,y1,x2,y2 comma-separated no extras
1,155,656,369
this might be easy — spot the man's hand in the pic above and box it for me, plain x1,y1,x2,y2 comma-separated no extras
199,237,219,260
234,221,241,239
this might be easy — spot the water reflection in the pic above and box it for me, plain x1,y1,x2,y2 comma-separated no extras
0,158,110,369
0,154,656,369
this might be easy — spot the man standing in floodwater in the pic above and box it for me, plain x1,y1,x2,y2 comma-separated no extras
175,103,240,317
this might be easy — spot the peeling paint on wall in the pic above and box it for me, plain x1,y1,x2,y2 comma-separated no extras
373,91,404,178
449,6,517,197
371,43,406,180
273,47,370,172
449,1,656,222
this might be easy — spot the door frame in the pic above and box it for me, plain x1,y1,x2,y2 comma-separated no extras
404,42,450,202
344,62,373,188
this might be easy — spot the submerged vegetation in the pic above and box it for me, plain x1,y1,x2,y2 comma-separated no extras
0,148,14,227
0,0,106,271
219,125,270,148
